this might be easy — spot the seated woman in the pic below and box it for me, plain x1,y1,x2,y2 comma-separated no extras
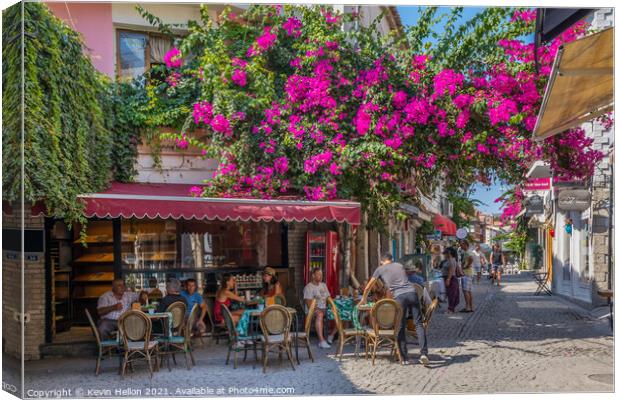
214,274,246,325
260,267,284,305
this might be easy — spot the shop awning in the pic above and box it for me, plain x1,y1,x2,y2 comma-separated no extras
533,27,614,140
2,200,47,216
77,182,361,225
433,213,457,236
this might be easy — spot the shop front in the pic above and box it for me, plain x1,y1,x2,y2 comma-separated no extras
45,182,360,343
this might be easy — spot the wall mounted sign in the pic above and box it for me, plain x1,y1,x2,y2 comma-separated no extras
524,178,551,191
456,228,469,240
525,194,544,216
558,189,591,211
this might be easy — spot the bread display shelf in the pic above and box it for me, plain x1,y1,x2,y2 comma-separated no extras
74,235,112,244
122,252,177,263
74,253,114,263
73,272,115,282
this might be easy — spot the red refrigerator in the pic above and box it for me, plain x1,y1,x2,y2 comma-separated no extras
304,231,340,296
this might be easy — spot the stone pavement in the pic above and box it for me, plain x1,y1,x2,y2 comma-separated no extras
4,274,613,396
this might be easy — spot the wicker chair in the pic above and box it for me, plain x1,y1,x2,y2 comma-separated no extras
407,284,439,338
118,310,159,378
221,305,259,369
205,297,228,344
159,304,198,371
85,308,119,376
165,301,187,336
259,304,295,373
274,294,287,306
365,299,403,365
327,297,362,361
291,298,316,362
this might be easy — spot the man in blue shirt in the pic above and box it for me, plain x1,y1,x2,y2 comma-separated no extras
181,279,207,335
407,261,426,286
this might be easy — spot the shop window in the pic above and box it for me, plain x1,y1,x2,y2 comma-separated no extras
117,30,173,81
179,220,283,268
120,218,283,291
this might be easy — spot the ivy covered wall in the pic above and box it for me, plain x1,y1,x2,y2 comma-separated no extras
2,2,139,221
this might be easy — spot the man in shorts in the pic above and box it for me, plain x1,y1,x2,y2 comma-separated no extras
490,244,506,286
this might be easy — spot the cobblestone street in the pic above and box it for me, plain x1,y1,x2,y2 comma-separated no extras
7,274,613,396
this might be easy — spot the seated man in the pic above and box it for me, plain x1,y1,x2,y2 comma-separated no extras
181,278,208,335
303,267,337,349
157,278,187,312
96,279,146,339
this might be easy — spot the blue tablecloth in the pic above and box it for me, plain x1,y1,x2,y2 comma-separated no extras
236,309,262,338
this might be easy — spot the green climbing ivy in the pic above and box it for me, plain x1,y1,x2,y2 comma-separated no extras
2,3,142,223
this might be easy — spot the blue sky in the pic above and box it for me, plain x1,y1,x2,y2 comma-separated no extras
397,5,509,215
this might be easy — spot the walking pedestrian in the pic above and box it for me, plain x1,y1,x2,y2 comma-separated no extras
471,244,484,283
361,253,429,366
459,256,474,312
442,247,460,313
475,244,487,284
490,243,505,286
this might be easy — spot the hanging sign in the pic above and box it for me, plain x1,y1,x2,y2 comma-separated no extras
524,178,551,191
525,194,544,216
456,228,469,240
558,189,591,211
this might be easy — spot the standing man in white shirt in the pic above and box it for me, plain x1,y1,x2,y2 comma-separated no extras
96,279,146,339
470,244,484,284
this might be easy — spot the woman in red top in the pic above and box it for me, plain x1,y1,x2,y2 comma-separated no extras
214,274,246,325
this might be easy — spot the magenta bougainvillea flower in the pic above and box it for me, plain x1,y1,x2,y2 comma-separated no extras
231,69,247,86
164,47,183,68
159,6,605,222
282,17,302,37
210,115,233,137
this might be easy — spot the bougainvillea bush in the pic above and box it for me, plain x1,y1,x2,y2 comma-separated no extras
141,5,604,228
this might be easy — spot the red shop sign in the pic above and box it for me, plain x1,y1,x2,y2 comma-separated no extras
524,178,551,191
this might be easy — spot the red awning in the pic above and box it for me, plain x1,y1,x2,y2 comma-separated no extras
433,213,457,236
78,182,361,225
2,200,47,216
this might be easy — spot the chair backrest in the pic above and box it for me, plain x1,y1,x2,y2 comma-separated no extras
260,305,290,341
274,294,287,306
184,304,199,341
118,310,152,350
166,301,187,332
326,297,343,335
371,299,401,332
413,283,428,314
204,297,218,327
84,308,102,345
304,299,317,336
220,304,238,342
424,298,439,327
